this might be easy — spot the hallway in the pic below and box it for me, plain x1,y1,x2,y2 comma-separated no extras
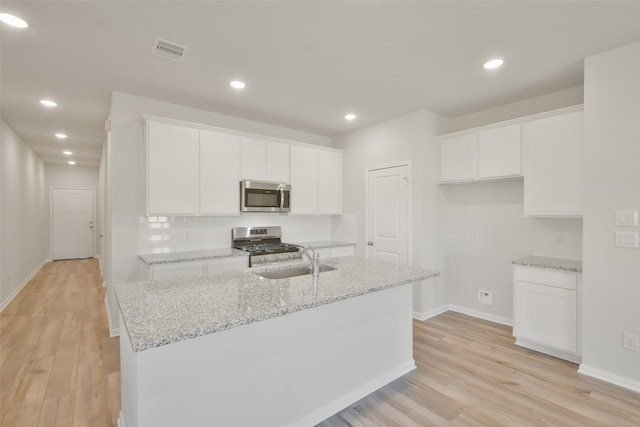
0,259,119,427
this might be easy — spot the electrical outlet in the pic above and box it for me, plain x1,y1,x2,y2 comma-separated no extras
478,290,493,306
623,332,640,351
183,231,190,240
554,233,565,246
471,230,480,240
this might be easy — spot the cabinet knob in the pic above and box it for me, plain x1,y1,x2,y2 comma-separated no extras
367,241,374,246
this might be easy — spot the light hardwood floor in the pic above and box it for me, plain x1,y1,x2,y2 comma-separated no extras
0,259,119,427
1,259,639,426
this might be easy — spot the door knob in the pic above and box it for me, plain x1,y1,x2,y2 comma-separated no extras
367,241,374,246
89,226,94,229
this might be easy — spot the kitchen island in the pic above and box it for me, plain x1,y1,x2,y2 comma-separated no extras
115,256,439,427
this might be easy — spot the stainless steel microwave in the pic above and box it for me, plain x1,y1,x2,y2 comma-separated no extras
240,180,291,212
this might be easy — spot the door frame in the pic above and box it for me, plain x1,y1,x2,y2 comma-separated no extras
50,187,96,260
364,160,413,266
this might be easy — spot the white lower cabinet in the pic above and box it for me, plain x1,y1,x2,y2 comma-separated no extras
150,261,204,280
205,257,249,273
147,256,249,280
513,265,581,362
314,244,355,261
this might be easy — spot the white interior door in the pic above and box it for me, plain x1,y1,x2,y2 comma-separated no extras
52,188,94,260
366,164,410,265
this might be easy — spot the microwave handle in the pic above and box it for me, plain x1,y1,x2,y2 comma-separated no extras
279,188,285,209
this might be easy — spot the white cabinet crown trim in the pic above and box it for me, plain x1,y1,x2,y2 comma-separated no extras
140,114,342,155
438,104,584,140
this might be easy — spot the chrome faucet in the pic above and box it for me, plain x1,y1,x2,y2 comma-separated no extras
301,247,320,277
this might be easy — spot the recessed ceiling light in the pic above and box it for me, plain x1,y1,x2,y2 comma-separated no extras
55,133,67,139
0,13,28,28
483,58,504,69
345,114,357,121
67,161,76,165
230,80,246,89
63,151,72,156
40,99,57,107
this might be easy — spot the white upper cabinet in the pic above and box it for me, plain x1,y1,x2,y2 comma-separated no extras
144,116,342,217
318,150,343,215
290,146,319,215
241,137,290,183
146,120,199,215
523,110,583,217
241,137,266,181
200,130,241,215
477,124,521,179
439,124,522,183
265,141,290,183
438,133,478,183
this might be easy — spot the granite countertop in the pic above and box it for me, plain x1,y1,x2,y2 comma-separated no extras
115,256,439,352
512,255,582,273
139,248,249,265
293,240,355,249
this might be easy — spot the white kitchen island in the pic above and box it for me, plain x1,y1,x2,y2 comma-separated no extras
115,256,438,427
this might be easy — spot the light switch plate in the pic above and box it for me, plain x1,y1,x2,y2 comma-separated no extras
615,231,639,248
615,210,639,226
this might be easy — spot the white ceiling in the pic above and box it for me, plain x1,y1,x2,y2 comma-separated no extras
2,1,640,167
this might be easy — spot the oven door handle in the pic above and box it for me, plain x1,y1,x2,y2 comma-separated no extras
279,188,285,210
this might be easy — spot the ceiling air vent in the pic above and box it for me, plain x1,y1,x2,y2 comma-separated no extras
151,37,189,63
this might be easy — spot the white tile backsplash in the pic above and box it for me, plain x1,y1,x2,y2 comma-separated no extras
139,214,334,253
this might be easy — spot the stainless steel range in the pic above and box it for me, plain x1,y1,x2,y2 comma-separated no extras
232,226,302,267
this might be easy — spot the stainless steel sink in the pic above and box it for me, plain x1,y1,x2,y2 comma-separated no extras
255,264,337,280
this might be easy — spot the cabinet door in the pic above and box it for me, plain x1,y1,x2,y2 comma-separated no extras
318,150,343,215
439,133,478,182
205,257,248,273
146,121,199,215
523,111,583,217
150,261,204,280
515,280,577,353
200,130,241,215
478,124,521,179
241,137,267,181
265,141,290,183
330,245,355,258
290,146,319,215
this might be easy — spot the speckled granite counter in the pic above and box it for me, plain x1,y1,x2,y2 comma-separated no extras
293,240,355,249
512,255,582,272
139,248,248,265
115,256,439,352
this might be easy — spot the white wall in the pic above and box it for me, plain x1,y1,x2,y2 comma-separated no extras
45,164,100,260
0,119,48,310
443,180,582,323
580,41,640,390
332,110,449,317
105,91,333,334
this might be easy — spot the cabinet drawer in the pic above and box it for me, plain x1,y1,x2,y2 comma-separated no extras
514,266,577,290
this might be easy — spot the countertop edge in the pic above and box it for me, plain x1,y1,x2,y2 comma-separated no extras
512,255,582,273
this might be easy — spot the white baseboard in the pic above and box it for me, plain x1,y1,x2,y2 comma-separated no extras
448,304,513,326
578,364,640,394
105,296,120,337
413,305,449,321
117,411,125,427
0,259,46,312
290,360,416,427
